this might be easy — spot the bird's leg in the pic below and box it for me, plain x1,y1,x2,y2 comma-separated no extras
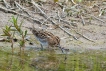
57,45,68,63
57,45,64,53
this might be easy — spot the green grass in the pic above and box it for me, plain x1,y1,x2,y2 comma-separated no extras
0,47,106,71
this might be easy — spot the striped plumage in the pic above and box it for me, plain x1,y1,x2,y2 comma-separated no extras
31,27,63,53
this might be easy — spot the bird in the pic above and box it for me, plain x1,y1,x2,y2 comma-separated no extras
30,26,64,53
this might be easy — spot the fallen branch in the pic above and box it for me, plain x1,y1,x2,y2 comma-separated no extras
31,0,47,18
0,6,42,24
56,10,73,26
31,1,78,39
2,0,11,8
59,26,78,40
74,30,95,42
41,16,51,25
57,10,61,23
56,18,72,25
31,0,58,25
14,1,31,16
89,14,105,23
80,15,85,26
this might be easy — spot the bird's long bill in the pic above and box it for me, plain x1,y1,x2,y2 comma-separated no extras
58,45,64,53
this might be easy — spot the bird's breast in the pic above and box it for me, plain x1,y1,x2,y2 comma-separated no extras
36,37,49,46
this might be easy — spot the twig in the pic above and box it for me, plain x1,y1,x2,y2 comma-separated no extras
74,30,95,42
57,10,61,22
31,0,77,40
80,5,106,23
99,11,102,17
89,14,105,23
99,8,105,17
0,6,42,24
31,0,57,25
3,0,11,8
46,17,78,40
0,38,10,42
55,17,77,26
55,12,72,25
31,0,55,25
57,10,78,37
59,26,78,40
14,1,31,16
80,15,85,26
55,10,74,26
67,4,105,24
41,16,51,25
31,0,47,18
71,0,77,5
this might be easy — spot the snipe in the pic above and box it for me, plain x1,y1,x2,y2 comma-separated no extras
30,27,64,53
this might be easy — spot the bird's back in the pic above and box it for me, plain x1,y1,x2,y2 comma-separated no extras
31,27,60,47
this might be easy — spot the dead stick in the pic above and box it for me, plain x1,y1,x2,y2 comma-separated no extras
89,14,105,23
74,30,95,42
31,0,77,39
14,1,31,16
0,6,42,24
3,0,11,8
80,15,85,26
31,0,47,18
59,26,78,40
